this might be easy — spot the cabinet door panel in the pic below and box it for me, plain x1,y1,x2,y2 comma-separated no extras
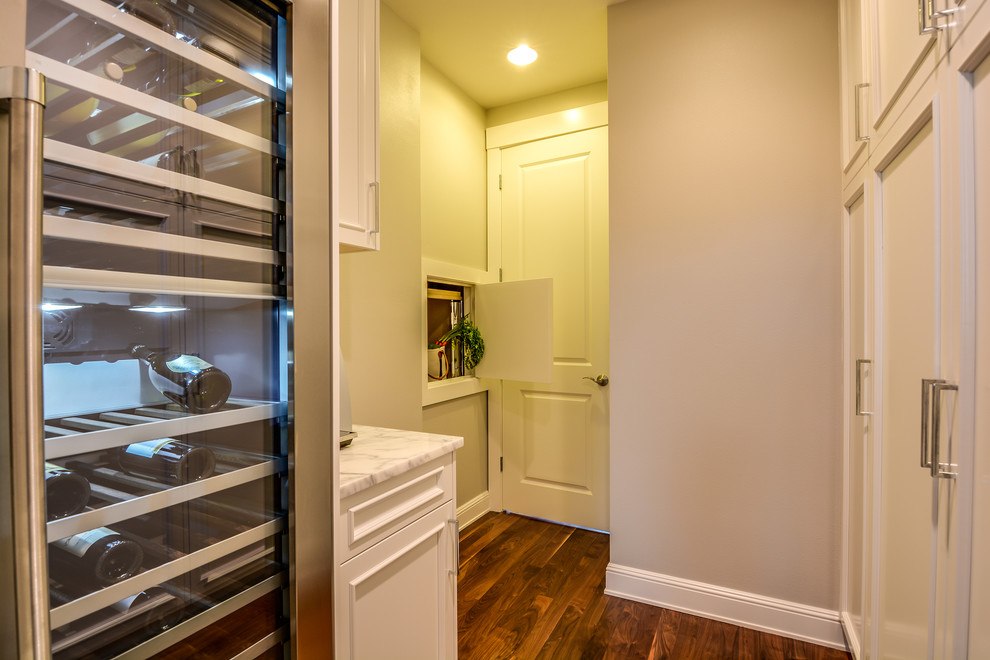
336,0,379,251
968,44,990,660
336,504,456,660
845,187,873,658
877,118,938,660
841,0,869,169
875,0,937,120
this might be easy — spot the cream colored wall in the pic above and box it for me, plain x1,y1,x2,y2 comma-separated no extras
421,60,487,271
423,392,488,503
419,58,491,505
340,5,423,431
607,0,842,610
486,81,607,128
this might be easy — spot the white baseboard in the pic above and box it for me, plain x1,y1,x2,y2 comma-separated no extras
605,563,848,651
457,491,492,531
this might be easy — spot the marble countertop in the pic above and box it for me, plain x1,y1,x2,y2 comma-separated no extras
339,424,464,498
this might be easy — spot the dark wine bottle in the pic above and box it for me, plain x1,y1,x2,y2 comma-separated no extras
49,527,144,589
44,462,91,521
111,586,184,632
131,344,232,414
117,439,217,485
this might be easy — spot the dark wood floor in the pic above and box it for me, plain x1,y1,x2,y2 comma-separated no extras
458,512,852,660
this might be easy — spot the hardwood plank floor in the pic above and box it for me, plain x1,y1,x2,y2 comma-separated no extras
458,513,852,660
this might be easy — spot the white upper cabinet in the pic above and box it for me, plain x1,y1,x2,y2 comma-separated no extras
872,0,940,126
840,0,870,172
335,0,380,251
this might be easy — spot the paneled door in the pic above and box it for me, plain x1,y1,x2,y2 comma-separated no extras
844,184,873,658
876,113,942,660
499,126,609,531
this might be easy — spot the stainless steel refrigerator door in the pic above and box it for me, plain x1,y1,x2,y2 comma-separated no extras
0,64,52,660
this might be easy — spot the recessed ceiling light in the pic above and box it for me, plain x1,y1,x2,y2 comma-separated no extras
508,45,538,66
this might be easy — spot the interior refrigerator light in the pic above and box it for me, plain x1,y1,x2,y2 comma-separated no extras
129,306,189,313
41,303,82,311
508,45,538,66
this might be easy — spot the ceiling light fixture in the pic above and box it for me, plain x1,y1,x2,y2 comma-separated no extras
507,45,538,66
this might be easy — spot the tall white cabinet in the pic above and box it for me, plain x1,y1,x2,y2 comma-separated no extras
839,2,990,659
334,0,380,251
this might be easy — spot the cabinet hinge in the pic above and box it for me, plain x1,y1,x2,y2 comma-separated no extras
498,174,502,190
499,268,503,282
500,456,503,472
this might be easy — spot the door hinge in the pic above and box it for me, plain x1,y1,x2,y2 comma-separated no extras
498,174,502,190
499,456,503,472
499,268,503,282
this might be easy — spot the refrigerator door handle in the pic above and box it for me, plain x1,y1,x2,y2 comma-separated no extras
0,65,50,659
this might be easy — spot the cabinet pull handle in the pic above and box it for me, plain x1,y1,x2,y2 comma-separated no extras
919,0,960,33
449,518,460,577
919,0,936,34
855,359,872,415
920,378,945,469
368,181,380,234
854,84,870,142
931,382,959,479
1,65,51,658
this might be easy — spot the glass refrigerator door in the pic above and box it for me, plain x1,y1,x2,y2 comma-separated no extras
26,0,290,657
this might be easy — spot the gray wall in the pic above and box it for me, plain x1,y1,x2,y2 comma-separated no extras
607,0,843,609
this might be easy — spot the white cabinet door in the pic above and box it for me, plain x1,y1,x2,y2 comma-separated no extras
872,0,939,124
967,37,990,660
474,278,554,384
335,0,379,251
336,503,457,660
843,180,874,660
841,0,870,171
875,105,943,660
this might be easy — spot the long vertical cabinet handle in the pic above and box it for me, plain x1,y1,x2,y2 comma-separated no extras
921,378,946,469
931,382,959,478
854,84,871,142
919,0,935,34
368,181,380,234
448,518,460,577
0,65,50,659
855,359,873,415
919,0,960,33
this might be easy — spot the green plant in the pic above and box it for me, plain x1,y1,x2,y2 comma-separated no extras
434,314,485,371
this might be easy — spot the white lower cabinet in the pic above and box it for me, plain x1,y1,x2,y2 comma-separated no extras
336,453,458,660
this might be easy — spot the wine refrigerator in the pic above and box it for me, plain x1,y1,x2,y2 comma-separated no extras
0,0,304,657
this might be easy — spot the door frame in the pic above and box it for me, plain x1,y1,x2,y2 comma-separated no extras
483,102,608,514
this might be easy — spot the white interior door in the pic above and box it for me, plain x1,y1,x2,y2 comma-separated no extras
877,118,939,660
498,126,609,531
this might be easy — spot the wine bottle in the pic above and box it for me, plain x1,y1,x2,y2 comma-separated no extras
49,527,144,589
45,463,91,521
112,586,184,632
117,439,217,485
131,344,232,414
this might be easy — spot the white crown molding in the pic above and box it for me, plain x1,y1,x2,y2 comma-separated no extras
605,563,848,652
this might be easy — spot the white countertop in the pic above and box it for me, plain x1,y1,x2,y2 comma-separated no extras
339,424,463,498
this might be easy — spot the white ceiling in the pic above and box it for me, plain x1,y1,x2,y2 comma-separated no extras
382,0,619,110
